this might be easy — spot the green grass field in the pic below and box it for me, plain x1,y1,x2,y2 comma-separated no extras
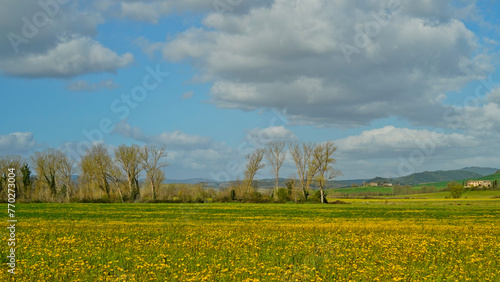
326,186,394,195
2,201,500,281
401,190,500,199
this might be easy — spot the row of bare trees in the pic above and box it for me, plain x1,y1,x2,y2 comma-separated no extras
0,140,340,203
78,144,168,202
241,140,341,203
0,144,168,202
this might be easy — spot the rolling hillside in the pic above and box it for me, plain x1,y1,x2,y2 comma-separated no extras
394,170,483,185
161,167,499,190
459,167,499,176
366,168,499,186
412,172,500,190
326,172,500,198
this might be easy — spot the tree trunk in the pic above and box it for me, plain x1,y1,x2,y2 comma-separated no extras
150,180,156,200
117,185,125,203
127,174,134,200
127,174,140,201
274,174,279,199
131,178,140,201
50,175,57,198
320,183,325,204
66,179,70,203
103,178,110,198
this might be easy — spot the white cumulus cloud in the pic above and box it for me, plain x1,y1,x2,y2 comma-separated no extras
114,121,214,150
0,132,36,154
336,126,478,158
0,1,133,78
159,0,492,127
245,126,297,146
1,37,133,78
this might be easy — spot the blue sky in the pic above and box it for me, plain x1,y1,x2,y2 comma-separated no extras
1,0,500,181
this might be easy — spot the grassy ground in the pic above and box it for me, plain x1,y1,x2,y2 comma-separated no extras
412,181,451,190
326,186,394,195
397,190,500,199
2,201,500,281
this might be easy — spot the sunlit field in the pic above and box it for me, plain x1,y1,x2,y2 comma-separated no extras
3,201,500,281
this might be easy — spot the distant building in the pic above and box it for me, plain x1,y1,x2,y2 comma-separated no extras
465,180,492,188
382,183,393,187
368,182,378,187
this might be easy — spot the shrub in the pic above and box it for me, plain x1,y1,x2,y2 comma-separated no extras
276,188,289,203
241,191,269,203
448,181,464,199
310,190,328,203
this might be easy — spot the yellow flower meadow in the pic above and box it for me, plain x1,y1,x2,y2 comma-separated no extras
1,200,499,281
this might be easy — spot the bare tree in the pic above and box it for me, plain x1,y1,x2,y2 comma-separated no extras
243,148,266,194
151,168,165,198
0,156,23,199
140,145,168,201
289,142,316,201
80,144,119,199
59,157,76,202
32,149,67,198
115,144,143,201
265,141,287,198
311,141,341,203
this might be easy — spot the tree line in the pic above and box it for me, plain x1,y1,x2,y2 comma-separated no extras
0,141,340,204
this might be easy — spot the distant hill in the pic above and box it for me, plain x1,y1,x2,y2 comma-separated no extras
204,177,367,189
163,178,216,184
396,170,483,185
459,167,499,176
367,169,488,186
407,171,500,190
161,167,498,188
334,179,368,187
249,178,368,189
475,172,500,181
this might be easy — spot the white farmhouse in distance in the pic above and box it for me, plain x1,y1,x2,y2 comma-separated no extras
465,180,492,188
